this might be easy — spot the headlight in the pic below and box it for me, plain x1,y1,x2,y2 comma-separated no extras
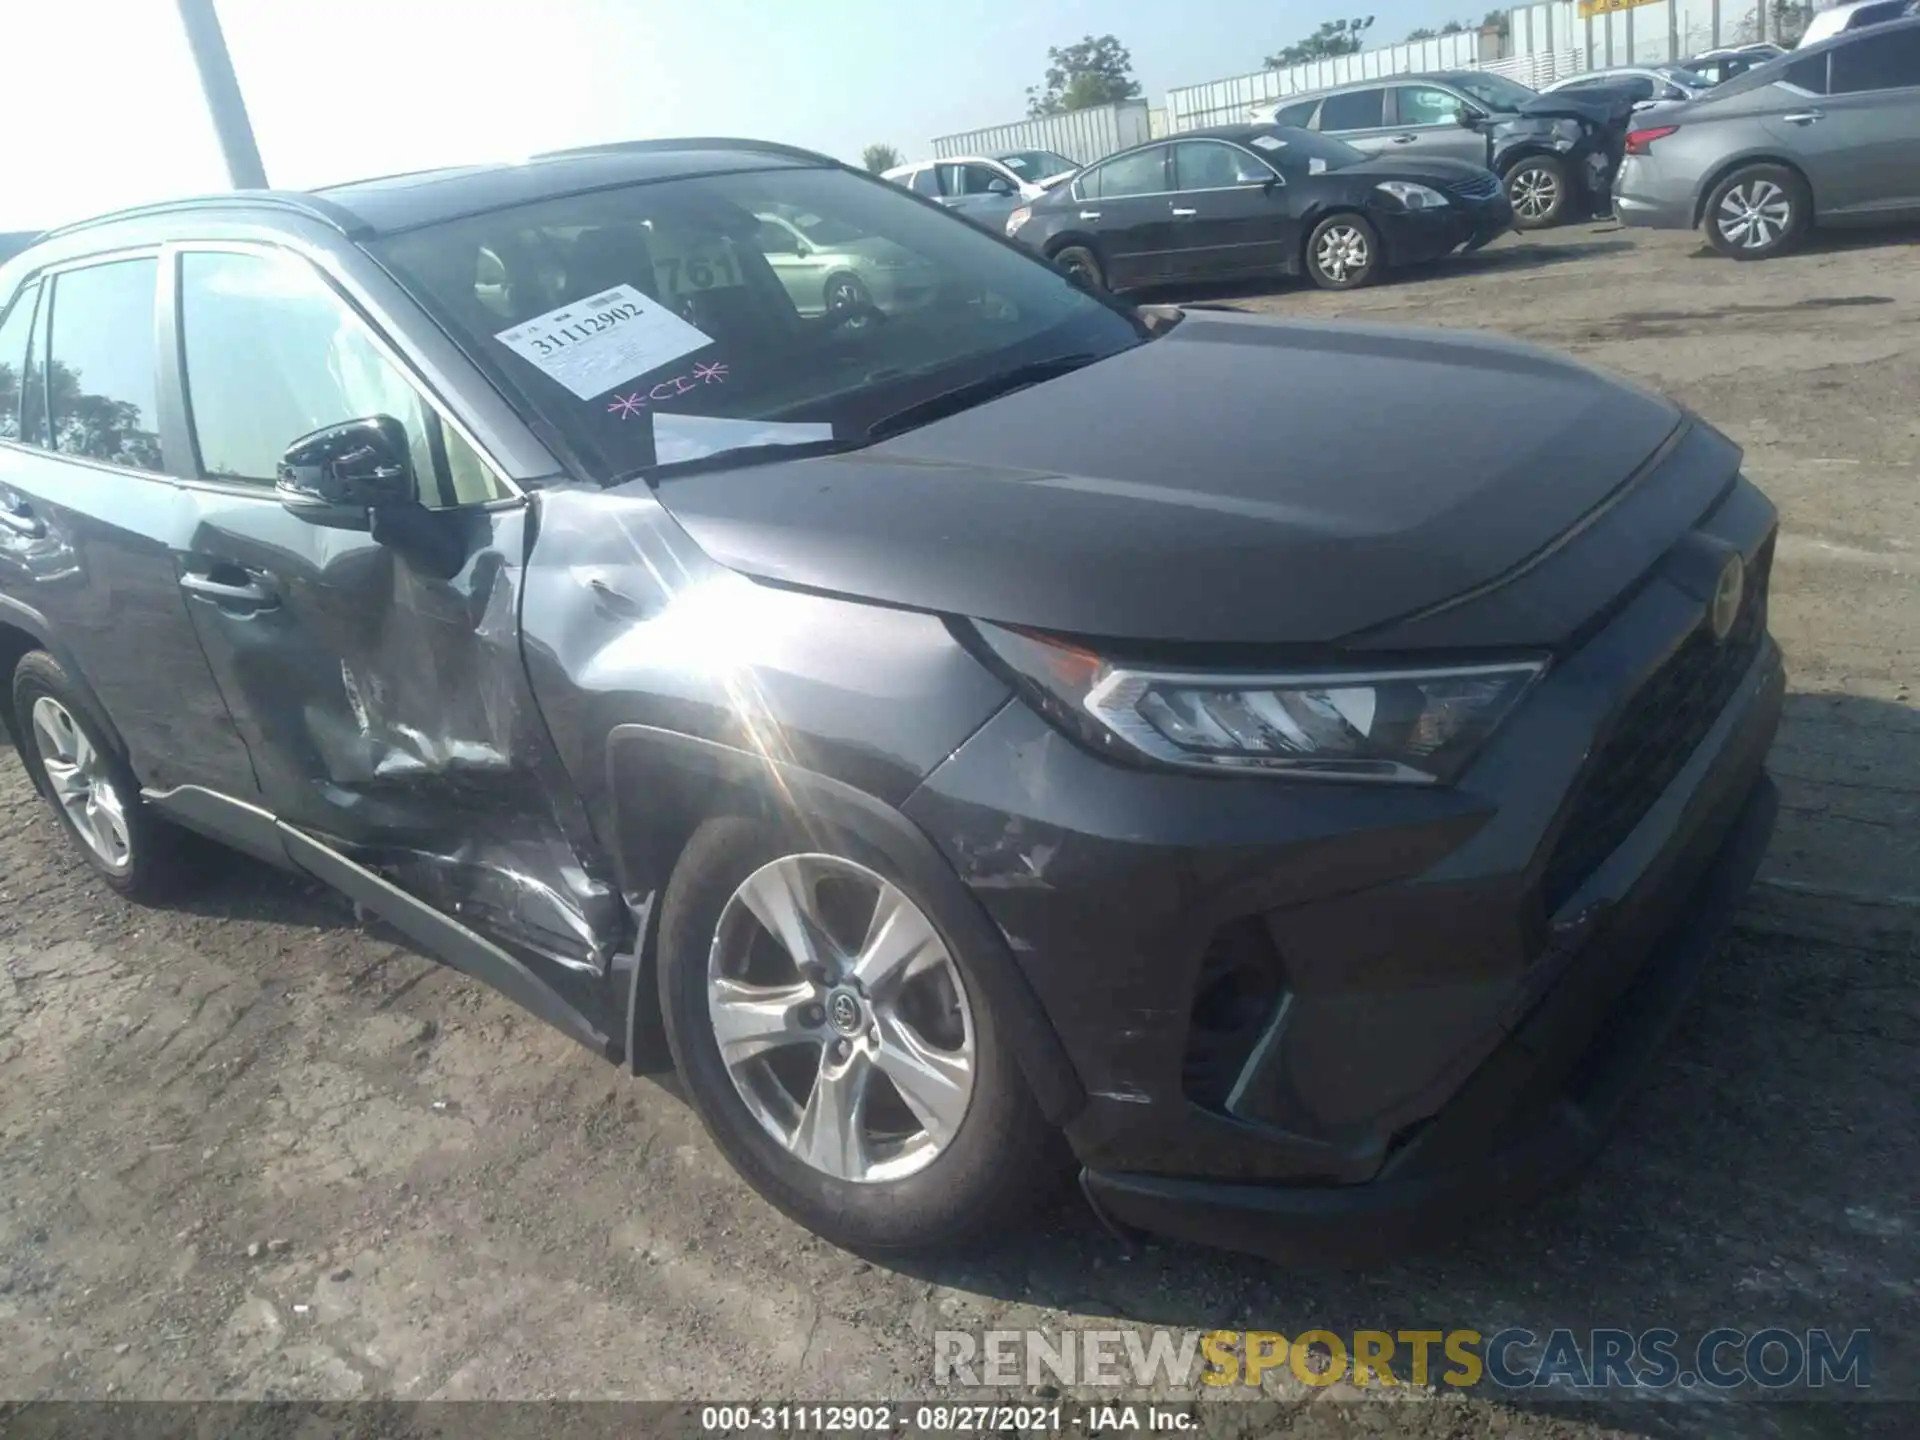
1374,181,1450,211
1005,206,1033,235
974,623,1544,784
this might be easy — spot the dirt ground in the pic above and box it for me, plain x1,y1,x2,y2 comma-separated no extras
2,220,1916,1438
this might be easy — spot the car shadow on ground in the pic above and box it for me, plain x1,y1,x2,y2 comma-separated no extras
882,689,1917,1437
1136,231,1640,308
1688,217,1920,261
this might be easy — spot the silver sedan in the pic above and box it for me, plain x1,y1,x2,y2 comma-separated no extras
1614,18,1920,258
751,210,941,319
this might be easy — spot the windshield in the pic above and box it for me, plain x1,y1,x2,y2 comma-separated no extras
1447,72,1540,111
1256,127,1366,171
374,164,1144,480
997,150,1077,178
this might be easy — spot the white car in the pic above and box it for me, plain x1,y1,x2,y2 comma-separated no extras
751,208,939,320
881,154,1067,232
1800,0,1918,45
1540,65,1715,104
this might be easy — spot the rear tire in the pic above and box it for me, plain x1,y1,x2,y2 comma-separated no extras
657,815,1063,1254
1505,155,1570,230
1051,244,1106,292
11,650,194,901
1304,214,1381,290
1703,164,1808,260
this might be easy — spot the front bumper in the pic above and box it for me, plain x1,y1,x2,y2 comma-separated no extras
1376,193,1514,264
903,472,1782,1258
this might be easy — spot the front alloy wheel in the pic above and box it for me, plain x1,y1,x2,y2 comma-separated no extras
707,854,975,1183
1306,215,1380,290
31,696,131,872
1506,156,1570,229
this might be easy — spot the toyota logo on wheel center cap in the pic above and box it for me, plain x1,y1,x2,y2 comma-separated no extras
827,989,866,1036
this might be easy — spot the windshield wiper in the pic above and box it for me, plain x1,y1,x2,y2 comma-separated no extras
864,353,1101,442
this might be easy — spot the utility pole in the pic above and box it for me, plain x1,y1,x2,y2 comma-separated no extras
174,0,267,189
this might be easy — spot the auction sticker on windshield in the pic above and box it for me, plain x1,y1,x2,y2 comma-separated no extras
494,284,713,400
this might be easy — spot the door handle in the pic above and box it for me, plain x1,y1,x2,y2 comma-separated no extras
1391,133,1418,143
180,567,279,610
1078,210,1102,220
1171,207,1198,217
0,500,44,538
1781,110,1824,125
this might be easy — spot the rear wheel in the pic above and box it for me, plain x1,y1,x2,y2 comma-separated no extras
11,650,193,900
1051,244,1106,292
1304,214,1381,290
658,816,1061,1253
1505,155,1570,229
1704,164,1808,260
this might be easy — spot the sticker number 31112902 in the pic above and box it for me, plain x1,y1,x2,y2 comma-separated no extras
493,283,716,401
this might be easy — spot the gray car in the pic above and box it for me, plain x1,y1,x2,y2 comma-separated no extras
1615,18,1920,258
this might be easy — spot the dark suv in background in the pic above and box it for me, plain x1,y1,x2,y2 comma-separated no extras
0,139,1780,1262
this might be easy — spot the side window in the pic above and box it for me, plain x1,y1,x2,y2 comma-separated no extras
1172,142,1271,190
47,259,164,473
0,280,41,441
753,217,801,255
1783,53,1829,94
909,167,941,198
1317,87,1386,131
178,250,507,508
1621,76,1658,101
1830,30,1920,92
1085,146,1169,199
1273,98,1320,128
1393,85,1466,126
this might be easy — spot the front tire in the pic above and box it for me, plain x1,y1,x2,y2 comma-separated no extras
658,816,1060,1254
1505,155,1570,230
1305,214,1381,290
11,650,191,901
1704,164,1808,260
1051,244,1106,292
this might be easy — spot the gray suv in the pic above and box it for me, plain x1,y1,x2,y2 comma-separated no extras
1615,18,1920,258
1254,71,1624,228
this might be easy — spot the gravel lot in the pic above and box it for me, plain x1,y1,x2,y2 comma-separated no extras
2,219,1915,1437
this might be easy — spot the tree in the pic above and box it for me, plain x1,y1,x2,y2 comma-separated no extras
1439,18,1468,33
1406,25,1438,39
861,143,902,174
1265,17,1375,69
1482,7,1511,30
1026,34,1142,117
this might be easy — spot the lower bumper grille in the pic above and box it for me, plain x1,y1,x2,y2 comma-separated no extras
1541,536,1773,912
1446,171,1503,201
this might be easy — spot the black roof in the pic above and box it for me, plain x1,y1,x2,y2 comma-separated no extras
43,138,837,245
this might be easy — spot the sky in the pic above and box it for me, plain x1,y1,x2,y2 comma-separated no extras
2,0,1472,231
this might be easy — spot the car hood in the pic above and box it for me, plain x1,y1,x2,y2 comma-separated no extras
644,310,1685,646
1515,89,1638,128
1340,153,1498,187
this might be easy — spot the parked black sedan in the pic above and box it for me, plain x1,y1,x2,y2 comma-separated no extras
1006,124,1513,292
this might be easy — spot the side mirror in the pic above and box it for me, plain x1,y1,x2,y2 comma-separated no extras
1456,108,1483,128
276,415,415,530
987,178,1015,197
793,240,812,258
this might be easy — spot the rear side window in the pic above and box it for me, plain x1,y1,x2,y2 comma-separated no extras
1317,87,1385,130
0,280,41,440
1829,29,1920,92
941,163,1007,196
178,249,505,507
909,167,941,198
1272,99,1319,127
47,259,164,472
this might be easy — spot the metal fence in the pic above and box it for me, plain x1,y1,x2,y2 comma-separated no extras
931,100,1155,166
1166,32,1483,132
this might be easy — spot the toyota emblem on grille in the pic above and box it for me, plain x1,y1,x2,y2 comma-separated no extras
1710,554,1745,642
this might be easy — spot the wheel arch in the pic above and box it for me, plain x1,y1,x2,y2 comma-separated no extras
0,599,128,765
1042,231,1104,264
604,723,1086,1125
1691,153,1816,230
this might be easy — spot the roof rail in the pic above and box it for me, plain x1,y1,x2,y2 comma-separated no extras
39,190,371,243
532,136,843,168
